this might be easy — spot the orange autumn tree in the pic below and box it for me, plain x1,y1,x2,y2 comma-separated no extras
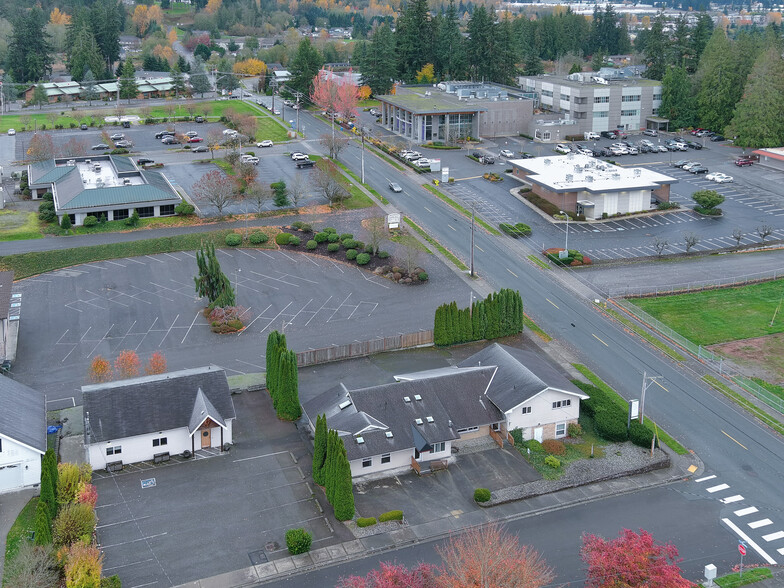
358,85,372,100
49,7,71,25
114,350,141,379
204,0,222,14
132,5,150,36
88,356,112,383
145,351,167,375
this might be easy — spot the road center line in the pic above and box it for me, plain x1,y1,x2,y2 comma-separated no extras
592,333,609,347
506,268,518,278
722,430,748,450
721,518,777,565
546,298,559,309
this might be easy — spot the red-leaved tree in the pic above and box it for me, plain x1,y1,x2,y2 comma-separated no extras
88,356,112,383
580,528,691,588
192,169,236,216
76,483,98,508
436,524,553,588
310,68,359,159
338,562,439,588
145,351,167,375
114,350,141,379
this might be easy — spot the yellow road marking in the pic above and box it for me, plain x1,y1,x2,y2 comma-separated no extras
653,380,670,392
546,298,559,309
722,430,748,450
507,268,518,278
476,245,484,252
592,333,609,347
687,465,698,473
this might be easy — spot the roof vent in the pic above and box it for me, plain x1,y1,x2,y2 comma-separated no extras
385,431,394,438
585,175,594,182
338,399,352,410
565,174,573,182
414,394,422,401
448,420,453,427
404,396,411,402
544,159,551,165
426,416,434,423
415,418,423,425
356,436,365,444
612,173,621,180
634,168,642,177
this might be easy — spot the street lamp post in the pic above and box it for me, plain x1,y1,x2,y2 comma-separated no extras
470,204,475,277
560,210,569,251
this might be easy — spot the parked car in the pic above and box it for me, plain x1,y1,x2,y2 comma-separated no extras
413,158,431,168
690,128,705,136
735,157,754,166
577,148,594,156
656,145,668,152
638,144,652,153
609,146,628,156
600,131,617,139
519,152,535,159
240,155,259,164
710,135,725,142
696,130,712,137
110,133,125,140
187,137,203,143
192,145,208,153
714,173,734,183
291,152,309,161
673,142,689,151
639,139,654,148
296,159,315,168
643,129,658,137
616,131,628,139
195,116,205,123
686,141,702,150
155,130,176,139
554,143,571,154
222,129,238,136
122,121,131,128
626,146,639,155
185,131,198,137
137,158,154,166
689,166,709,174
404,151,422,161
584,131,600,140
115,140,133,148
389,182,403,192
161,136,179,144
592,147,609,157
480,155,495,164
79,124,88,130
681,162,701,171
256,140,274,148
499,149,514,158
673,160,691,168
91,143,109,150
369,108,380,116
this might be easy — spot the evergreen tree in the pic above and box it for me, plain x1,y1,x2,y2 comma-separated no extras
591,50,607,73
313,414,328,486
466,5,493,81
44,449,58,505
194,241,235,310
695,29,744,134
660,66,696,129
82,69,98,105
671,15,693,69
471,302,482,339
523,53,544,76
435,0,466,80
90,0,123,72
289,38,324,95
357,25,396,95
119,58,138,103
332,438,355,521
727,48,784,148
6,7,53,82
276,350,301,421
395,0,434,81
325,430,338,504
643,13,669,81
433,304,445,346
60,213,72,230
689,13,714,73
31,84,48,109
177,55,191,73
170,63,186,98
33,501,52,546
67,25,105,82
190,58,212,97
568,62,582,75
265,330,282,397
40,467,56,518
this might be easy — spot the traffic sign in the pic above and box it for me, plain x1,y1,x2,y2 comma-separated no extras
738,543,747,556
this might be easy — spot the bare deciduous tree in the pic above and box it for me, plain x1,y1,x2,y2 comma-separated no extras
192,170,236,216
310,159,349,206
58,137,90,158
683,232,700,252
206,128,223,159
246,181,273,216
401,235,421,275
732,227,743,246
46,111,58,127
237,162,258,188
287,173,308,208
757,224,773,242
652,237,669,257
365,216,387,255
26,133,55,162
319,132,350,159
4,543,59,588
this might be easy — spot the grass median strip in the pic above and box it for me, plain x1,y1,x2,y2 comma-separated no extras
523,314,552,342
0,229,277,279
403,217,468,271
604,307,686,362
703,375,784,436
527,254,550,270
716,567,772,587
573,364,689,455
421,184,502,236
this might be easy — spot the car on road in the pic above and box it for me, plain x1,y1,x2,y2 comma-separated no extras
195,116,205,123
155,130,176,139
272,109,281,115
110,133,125,140
187,137,203,143
689,166,709,174
185,131,198,137
291,152,309,161
240,155,259,164
256,140,274,148
388,182,402,192
735,157,754,167
643,129,658,137
115,140,133,148
161,136,180,144
500,149,514,158
7,128,15,135
91,143,109,150
192,145,208,153
80,124,88,130
554,143,571,154
283,99,293,107
137,158,154,166
413,158,431,168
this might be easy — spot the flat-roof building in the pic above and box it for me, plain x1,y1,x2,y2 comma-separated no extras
376,82,534,144
509,153,676,220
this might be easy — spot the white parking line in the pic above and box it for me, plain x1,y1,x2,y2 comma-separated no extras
722,495,745,504
749,519,773,529
762,531,784,542
722,518,777,565
778,547,784,555
707,483,730,493
735,507,758,517
695,475,717,482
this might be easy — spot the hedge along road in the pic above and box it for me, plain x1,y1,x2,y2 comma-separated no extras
11,245,470,409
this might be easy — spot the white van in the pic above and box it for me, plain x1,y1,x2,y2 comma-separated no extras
584,131,600,141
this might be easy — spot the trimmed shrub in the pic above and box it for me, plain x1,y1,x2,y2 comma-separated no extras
83,216,98,227
249,231,268,244
299,223,312,232
314,231,329,243
175,202,195,216
354,241,365,251
323,227,337,234
525,439,543,452
541,439,566,456
225,233,241,246
378,510,403,522
275,232,293,245
327,243,340,253
544,455,561,468
285,528,312,555
346,249,358,260
38,201,57,222
357,517,377,527
306,240,318,250
378,251,390,259
510,428,524,445
43,191,53,201
356,253,371,265
594,408,629,442
342,239,358,249
514,223,532,236
292,221,304,230
474,488,491,502
53,503,96,547
365,244,374,253
288,236,301,246
567,422,583,438
328,233,340,243
629,420,655,448
101,576,122,588
339,233,354,241
418,272,429,281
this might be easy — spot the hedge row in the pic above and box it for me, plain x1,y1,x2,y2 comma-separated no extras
574,381,654,448
434,289,523,346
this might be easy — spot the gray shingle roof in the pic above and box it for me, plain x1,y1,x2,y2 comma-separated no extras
188,388,227,433
0,375,46,453
82,366,235,444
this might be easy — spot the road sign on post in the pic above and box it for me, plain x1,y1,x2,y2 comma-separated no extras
738,543,746,556
739,540,747,578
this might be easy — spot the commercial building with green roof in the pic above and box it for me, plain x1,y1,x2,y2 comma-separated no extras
28,155,182,226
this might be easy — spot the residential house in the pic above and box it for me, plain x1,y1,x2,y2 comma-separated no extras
83,366,236,471
0,375,46,493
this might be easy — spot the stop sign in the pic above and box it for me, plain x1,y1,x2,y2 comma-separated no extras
739,543,747,556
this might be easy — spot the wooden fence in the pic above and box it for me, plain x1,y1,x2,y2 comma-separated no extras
296,330,434,367
489,428,504,448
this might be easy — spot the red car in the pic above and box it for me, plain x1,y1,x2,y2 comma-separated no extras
735,158,754,167
690,128,704,135
188,136,203,143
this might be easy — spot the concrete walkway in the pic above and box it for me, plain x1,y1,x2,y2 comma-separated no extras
173,448,702,587
0,488,36,582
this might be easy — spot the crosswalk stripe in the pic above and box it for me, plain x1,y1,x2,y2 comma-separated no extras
778,548,784,555
722,518,777,565
722,495,745,504
763,531,784,542
695,475,717,482
735,507,758,517
707,483,730,493
749,519,773,529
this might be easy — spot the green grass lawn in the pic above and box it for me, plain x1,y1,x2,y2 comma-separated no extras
41,214,205,237
165,3,193,16
0,210,43,241
716,567,773,587
3,496,37,580
631,280,784,345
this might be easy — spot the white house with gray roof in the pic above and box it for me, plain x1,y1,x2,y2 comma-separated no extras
0,376,46,493
303,344,588,478
28,155,182,226
83,366,235,471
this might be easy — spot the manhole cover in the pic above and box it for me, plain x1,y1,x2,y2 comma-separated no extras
248,550,268,565
265,541,279,552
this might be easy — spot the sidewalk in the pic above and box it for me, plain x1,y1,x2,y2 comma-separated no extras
174,449,702,587
0,488,36,582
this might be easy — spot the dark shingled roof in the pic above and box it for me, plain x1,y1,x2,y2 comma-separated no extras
82,366,235,444
0,375,46,453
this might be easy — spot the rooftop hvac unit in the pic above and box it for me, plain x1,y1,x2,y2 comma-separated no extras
634,168,642,177
565,174,574,182
585,175,594,182
544,159,552,165
612,173,621,180
574,165,582,173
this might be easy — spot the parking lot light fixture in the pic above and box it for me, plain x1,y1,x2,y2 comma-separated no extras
560,210,569,251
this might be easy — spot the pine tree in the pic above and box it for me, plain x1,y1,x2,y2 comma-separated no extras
170,62,186,98
435,0,466,80
33,501,52,545
265,331,282,400
660,66,696,130
433,305,445,346
325,430,338,504
643,13,669,81
6,7,53,82
277,350,301,421
313,414,328,486
289,38,324,95
357,25,396,95
44,449,58,509
40,467,56,518
332,439,355,521
119,58,138,103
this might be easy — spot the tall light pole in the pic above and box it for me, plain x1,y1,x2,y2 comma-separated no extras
639,371,663,425
470,204,475,277
360,128,365,183
560,210,569,251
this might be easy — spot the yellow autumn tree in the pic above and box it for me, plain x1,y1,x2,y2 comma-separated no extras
233,58,268,76
132,5,150,36
167,28,178,46
154,44,176,64
416,63,435,84
49,7,71,25
358,85,372,100
204,0,222,14
768,11,782,24
148,5,164,24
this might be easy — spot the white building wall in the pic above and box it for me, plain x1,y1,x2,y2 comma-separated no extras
0,436,43,493
504,389,582,433
349,448,412,477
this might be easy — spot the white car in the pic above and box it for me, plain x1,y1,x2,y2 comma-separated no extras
185,131,198,137
609,146,627,156
413,158,431,168
673,142,689,151
643,129,658,137
577,148,594,156
682,162,701,171
554,144,571,154
240,155,259,164
709,172,733,183
256,140,274,148
110,133,125,140
404,151,422,161
291,152,309,161
7,128,15,135
639,139,654,148
500,149,514,158
222,129,238,136
656,145,668,152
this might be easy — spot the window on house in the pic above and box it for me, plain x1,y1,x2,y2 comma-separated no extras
362,457,372,468
137,206,154,218
106,446,122,456
381,453,391,464
492,423,501,431
457,426,479,433
556,423,566,437
160,204,175,216
152,437,168,447
113,209,129,221
552,400,571,409
543,131,551,140
521,406,532,414
431,442,445,453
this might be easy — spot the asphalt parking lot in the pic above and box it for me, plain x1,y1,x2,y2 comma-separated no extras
93,391,349,588
13,246,468,407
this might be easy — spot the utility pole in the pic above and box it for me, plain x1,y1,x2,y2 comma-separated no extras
270,78,278,116
470,204,475,277
293,91,303,133
360,128,365,183
639,371,663,425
